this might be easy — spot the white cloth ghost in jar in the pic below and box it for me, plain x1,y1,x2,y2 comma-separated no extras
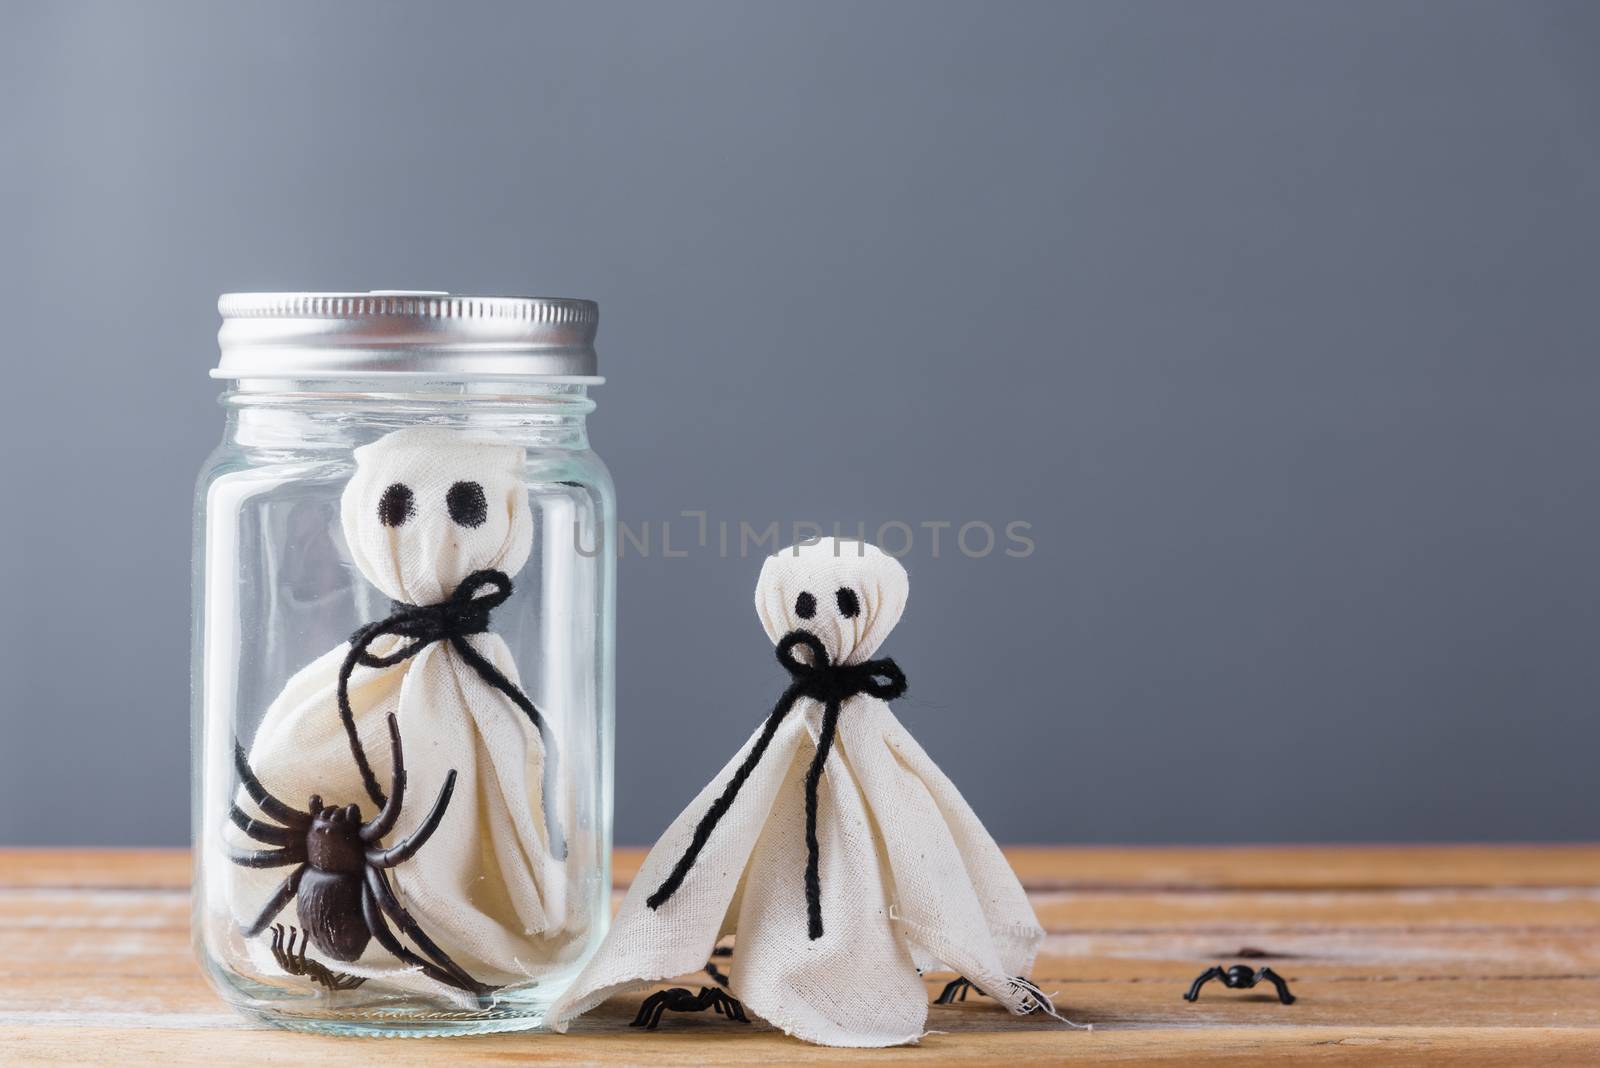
550,538,1055,1047
223,427,573,994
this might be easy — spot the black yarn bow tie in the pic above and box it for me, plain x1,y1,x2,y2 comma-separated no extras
337,568,566,859
647,629,908,940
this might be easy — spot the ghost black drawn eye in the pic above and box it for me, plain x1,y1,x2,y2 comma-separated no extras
378,483,414,527
835,587,860,618
795,591,817,619
446,480,488,528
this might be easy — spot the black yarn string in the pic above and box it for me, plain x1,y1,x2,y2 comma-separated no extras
642,654,805,912
801,697,842,941
447,634,567,860
336,568,567,860
646,629,907,940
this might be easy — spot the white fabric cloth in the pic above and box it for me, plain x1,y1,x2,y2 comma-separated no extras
223,427,575,991
551,538,1044,1047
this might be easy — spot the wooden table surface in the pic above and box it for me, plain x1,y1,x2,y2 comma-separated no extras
3,845,1598,1065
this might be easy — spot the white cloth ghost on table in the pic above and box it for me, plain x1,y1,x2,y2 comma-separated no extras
224,427,572,992
551,538,1054,1047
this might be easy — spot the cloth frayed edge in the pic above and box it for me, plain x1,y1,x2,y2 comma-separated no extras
1008,976,1092,1031
548,976,657,1033
888,905,1090,1032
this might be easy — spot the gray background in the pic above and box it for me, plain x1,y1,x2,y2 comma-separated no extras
4,0,1598,846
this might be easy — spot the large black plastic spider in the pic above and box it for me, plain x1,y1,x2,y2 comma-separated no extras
228,712,492,997
1184,964,1296,1005
631,986,750,1031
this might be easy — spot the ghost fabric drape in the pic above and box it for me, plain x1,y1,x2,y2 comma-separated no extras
220,427,576,995
645,629,906,940
336,568,565,858
550,538,1053,1047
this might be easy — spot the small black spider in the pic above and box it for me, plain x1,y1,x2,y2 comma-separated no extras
934,974,1059,1015
631,986,751,1030
1184,964,1296,1005
228,712,492,997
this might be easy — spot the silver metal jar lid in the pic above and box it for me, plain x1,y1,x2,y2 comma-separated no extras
214,291,600,381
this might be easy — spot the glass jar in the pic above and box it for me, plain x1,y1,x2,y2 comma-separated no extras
191,293,614,1036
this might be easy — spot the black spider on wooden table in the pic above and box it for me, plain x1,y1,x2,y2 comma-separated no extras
1184,964,1296,1005
228,713,493,998
631,986,750,1030
935,974,1060,1015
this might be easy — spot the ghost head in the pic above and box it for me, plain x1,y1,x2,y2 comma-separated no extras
341,427,534,606
755,539,908,666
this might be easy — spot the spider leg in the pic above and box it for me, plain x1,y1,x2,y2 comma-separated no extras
302,956,367,992
654,990,687,1029
227,804,293,847
243,865,305,937
269,924,293,972
1184,966,1226,1002
631,990,668,1029
360,714,408,844
1255,967,1296,1005
324,968,368,991
359,879,484,994
286,926,310,973
707,988,749,1023
936,976,978,1004
227,844,304,868
232,741,309,826
364,868,490,995
270,924,309,977
366,771,456,868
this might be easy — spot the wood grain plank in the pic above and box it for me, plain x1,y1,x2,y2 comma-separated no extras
1030,886,1600,928
4,1025,1598,1066
1000,845,1600,891
8,844,1598,892
2,974,1595,1030
14,884,1600,934
0,850,191,890
1,846,1595,1064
